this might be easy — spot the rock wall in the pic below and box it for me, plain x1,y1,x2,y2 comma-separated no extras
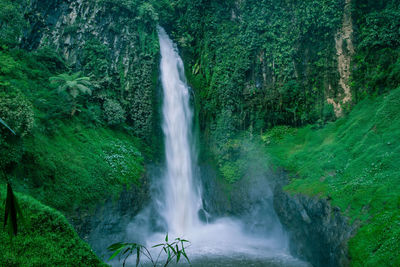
274,183,356,267
26,0,129,77
22,0,160,140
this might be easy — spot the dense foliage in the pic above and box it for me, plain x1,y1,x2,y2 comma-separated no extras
352,0,400,99
160,2,400,266
164,0,344,131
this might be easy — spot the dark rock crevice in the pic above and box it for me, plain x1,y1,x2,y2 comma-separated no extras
273,180,356,267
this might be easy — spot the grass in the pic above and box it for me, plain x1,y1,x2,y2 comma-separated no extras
263,87,400,266
1,120,146,265
0,188,106,266
0,47,147,214
8,121,146,214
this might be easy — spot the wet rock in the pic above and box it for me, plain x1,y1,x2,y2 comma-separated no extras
273,182,356,267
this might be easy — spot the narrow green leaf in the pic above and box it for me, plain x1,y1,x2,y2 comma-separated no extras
107,242,125,251
14,196,25,227
4,183,18,237
109,247,124,261
122,247,131,256
136,247,140,267
167,244,176,255
182,251,190,264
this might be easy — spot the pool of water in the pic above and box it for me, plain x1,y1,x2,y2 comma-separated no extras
135,252,310,267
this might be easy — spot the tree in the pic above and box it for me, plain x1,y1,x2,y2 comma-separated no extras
49,72,93,116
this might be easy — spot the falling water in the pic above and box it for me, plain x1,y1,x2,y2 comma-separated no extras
158,26,202,235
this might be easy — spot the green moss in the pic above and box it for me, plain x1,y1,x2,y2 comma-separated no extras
264,87,400,266
0,189,106,266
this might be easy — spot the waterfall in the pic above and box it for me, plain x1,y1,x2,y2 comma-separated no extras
158,26,202,235
128,27,301,265
156,26,285,253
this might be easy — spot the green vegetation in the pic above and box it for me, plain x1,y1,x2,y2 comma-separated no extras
0,47,146,213
11,123,145,213
49,72,93,116
166,0,344,133
0,0,27,47
0,45,147,264
166,4,400,265
108,234,190,267
0,190,105,266
352,0,400,99
263,87,400,266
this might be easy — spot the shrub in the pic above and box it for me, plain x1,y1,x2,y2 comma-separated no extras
0,89,34,137
103,99,126,126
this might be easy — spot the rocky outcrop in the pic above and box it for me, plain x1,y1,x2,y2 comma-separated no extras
327,0,354,116
274,184,356,267
24,0,146,72
70,181,150,259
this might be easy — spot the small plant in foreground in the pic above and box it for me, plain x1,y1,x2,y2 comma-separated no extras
108,234,190,267
1,117,25,239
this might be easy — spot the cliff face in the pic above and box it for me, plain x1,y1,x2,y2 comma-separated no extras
169,0,349,137
201,157,355,266
274,185,355,267
23,0,160,141
25,0,142,74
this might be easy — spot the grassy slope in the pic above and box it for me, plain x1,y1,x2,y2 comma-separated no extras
1,122,146,265
0,48,147,213
0,190,106,266
13,122,145,213
263,88,400,266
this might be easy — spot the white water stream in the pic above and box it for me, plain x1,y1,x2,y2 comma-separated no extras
158,27,202,235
